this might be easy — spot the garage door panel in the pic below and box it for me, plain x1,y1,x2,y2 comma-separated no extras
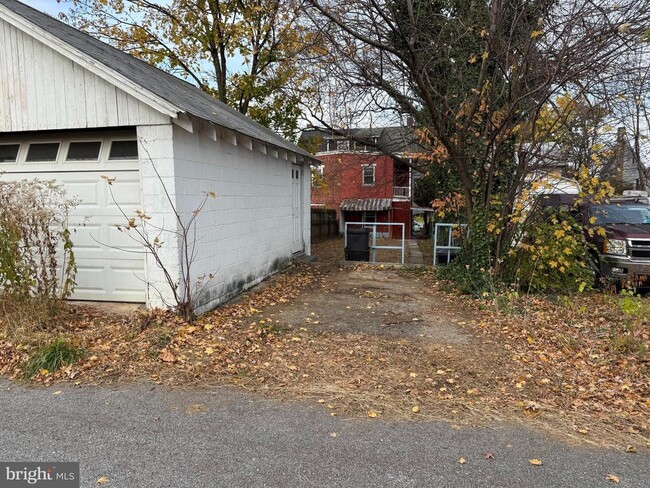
107,180,141,206
66,179,102,206
4,170,145,302
67,222,143,255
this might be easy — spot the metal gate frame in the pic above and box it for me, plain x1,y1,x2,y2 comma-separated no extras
344,222,405,264
433,223,468,266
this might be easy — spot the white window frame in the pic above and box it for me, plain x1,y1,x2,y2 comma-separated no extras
108,139,139,161
24,141,61,163
0,143,21,165
362,163,376,186
65,140,103,163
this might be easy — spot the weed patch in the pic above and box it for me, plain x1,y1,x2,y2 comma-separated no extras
22,338,84,379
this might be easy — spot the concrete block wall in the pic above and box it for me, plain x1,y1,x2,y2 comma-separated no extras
170,123,310,313
137,124,182,309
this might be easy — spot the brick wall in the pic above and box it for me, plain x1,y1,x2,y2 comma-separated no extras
313,152,396,215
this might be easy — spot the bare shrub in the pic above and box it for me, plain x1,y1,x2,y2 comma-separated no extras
0,179,78,335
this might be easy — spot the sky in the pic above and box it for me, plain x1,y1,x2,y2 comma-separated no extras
23,0,69,15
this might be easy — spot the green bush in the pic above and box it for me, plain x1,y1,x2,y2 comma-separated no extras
438,208,495,297
22,337,85,379
504,207,593,294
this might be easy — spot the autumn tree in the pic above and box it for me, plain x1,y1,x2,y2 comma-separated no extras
601,51,650,190
63,0,315,138
305,0,650,287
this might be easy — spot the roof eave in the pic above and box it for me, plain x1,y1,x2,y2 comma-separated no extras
0,3,180,119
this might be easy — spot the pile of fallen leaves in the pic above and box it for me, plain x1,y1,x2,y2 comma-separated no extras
1,255,649,450
0,266,318,384
468,292,650,446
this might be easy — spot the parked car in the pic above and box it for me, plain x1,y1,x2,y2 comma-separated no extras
579,197,650,284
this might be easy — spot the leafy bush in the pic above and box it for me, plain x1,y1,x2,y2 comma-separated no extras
504,207,593,294
0,179,78,299
22,337,85,379
438,208,495,297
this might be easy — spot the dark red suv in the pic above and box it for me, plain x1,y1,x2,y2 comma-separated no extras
580,197,650,282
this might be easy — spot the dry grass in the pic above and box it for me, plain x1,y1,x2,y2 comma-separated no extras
0,293,71,339
0,254,648,450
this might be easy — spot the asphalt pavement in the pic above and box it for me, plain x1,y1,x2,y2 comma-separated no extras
1,381,648,487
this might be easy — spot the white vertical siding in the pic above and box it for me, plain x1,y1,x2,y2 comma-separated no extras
0,17,169,131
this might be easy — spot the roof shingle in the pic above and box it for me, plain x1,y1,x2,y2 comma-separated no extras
0,0,314,161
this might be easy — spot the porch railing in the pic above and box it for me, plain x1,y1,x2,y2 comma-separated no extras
393,186,411,198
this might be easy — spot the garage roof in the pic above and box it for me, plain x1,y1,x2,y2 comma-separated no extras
0,0,316,162
340,198,392,212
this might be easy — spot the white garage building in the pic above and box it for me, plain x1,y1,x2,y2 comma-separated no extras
0,0,313,312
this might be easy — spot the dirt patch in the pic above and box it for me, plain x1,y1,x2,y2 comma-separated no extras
1,238,648,450
268,267,471,344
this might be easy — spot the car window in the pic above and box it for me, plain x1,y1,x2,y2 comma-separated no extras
588,204,650,225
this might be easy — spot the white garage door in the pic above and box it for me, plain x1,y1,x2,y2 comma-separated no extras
0,131,146,302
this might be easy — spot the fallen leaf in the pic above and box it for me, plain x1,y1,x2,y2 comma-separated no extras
367,410,378,418
625,445,636,453
159,349,175,363
458,457,466,464
529,459,543,466
53,391,62,396
485,452,494,460
96,476,110,484
606,473,620,483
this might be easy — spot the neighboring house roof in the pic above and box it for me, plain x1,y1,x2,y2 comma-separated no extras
301,127,426,156
0,0,315,162
340,198,392,212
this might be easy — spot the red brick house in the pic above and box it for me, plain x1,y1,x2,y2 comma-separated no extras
301,127,419,239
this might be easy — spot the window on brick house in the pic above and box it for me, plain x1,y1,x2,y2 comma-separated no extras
362,164,375,185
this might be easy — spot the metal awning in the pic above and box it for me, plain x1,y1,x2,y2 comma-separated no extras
340,198,392,212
